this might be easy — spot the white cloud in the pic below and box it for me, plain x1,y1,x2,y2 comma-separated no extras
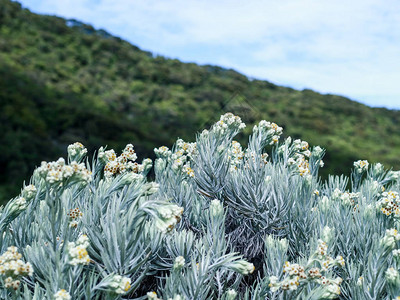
20,0,400,109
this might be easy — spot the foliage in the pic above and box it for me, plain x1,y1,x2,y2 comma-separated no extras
1,0,400,203
0,113,400,299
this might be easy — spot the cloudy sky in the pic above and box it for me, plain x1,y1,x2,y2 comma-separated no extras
20,0,400,109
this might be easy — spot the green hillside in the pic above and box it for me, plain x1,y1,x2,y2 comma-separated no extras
1,0,399,203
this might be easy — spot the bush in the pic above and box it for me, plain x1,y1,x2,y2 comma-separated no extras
0,113,400,299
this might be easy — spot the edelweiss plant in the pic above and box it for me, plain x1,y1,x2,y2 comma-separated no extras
0,112,399,299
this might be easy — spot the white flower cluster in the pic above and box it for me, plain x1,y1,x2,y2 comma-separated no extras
158,139,196,178
173,141,196,177
253,120,283,144
154,204,184,233
67,234,90,266
321,226,333,245
357,276,364,286
354,160,369,173
312,146,324,157
100,144,151,178
176,139,197,158
285,139,318,178
21,184,37,200
225,289,237,300
209,199,224,217
67,142,87,161
0,246,33,290
288,155,312,178
143,182,160,195
393,249,400,264
377,191,400,217
227,140,244,172
381,228,400,250
147,291,160,299
8,196,27,214
173,256,185,270
297,156,311,177
68,207,83,228
265,235,288,252
269,239,344,297
36,158,91,185
107,274,131,294
293,139,311,156
154,146,172,158
386,267,399,283
147,292,183,300
9,182,37,215
226,259,255,275
319,277,343,299
331,188,359,206
54,289,71,300
372,162,385,174
213,113,246,135
388,170,400,181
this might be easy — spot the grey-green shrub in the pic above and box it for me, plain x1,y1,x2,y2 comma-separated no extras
0,113,399,299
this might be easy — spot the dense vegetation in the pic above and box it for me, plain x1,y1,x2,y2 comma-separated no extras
1,0,400,203
1,114,400,299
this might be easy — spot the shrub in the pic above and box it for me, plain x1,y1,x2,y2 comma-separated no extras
0,114,399,299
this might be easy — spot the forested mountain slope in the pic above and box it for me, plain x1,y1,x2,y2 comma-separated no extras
1,0,399,202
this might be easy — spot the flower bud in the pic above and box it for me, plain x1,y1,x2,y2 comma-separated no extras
210,199,224,217
386,267,399,283
321,226,333,244
225,289,237,300
227,260,255,275
173,256,185,270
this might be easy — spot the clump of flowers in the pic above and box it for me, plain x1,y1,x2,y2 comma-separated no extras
284,138,323,179
172,139,197,177
154,146,172,158
227,140,245,171
173,256,185,270
155,139,196,178
176,139,197,158
354,160,369,173
381,228,400,250
67,235,90,265
68,207,83,228
224,289,237,300
100,144,151,177
54,289,71,300
225,259,255,275
331,188,359,206
293,139,311,156
67,142,87,162
297,156,311,177
269,238,345,298
0,246,33,290
5,185,37,218
386,267,399,283
154,204,184,233
377,191,400,217
147,291,161,299
212,113,246,135
35,158,91,185
209,199,224,217
107,274,131,295
253,120,283,145
7,196,27,215
143,182,160,195
21,184,37,201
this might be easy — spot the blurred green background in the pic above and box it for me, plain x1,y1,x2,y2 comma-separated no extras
1,0,399,204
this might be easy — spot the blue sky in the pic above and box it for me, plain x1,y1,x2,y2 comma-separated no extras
19,0,400,110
